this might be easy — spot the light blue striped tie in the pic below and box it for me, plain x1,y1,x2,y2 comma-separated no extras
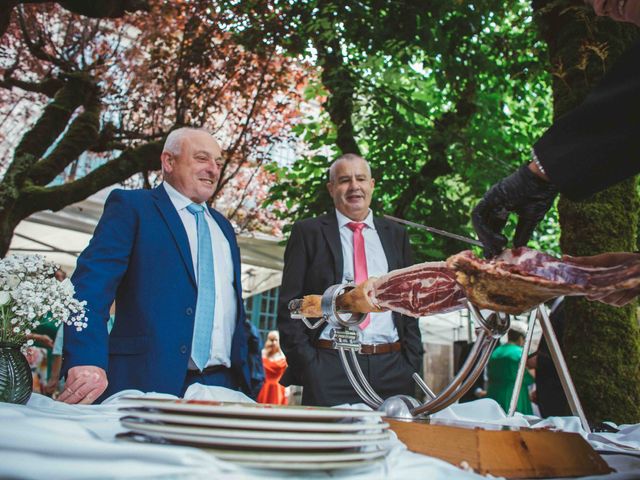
186,203,215,371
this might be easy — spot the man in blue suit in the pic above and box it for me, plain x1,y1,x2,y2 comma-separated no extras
59,128,255,404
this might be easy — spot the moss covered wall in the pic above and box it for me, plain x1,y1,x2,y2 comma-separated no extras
533,0,640,423
560,184,640,423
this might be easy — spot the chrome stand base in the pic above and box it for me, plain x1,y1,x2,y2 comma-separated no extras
292,283,589,427
507,302,591,433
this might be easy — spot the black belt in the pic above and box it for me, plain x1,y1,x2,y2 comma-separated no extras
316,339,402,355
187,365,229,375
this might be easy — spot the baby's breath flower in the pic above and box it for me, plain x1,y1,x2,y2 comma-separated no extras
0,254,87,347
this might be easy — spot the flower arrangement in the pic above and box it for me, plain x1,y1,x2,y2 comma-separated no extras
0,254,87,348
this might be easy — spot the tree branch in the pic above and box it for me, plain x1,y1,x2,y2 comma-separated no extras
4,75,96,190
313,1,360,156
392,82,477,217
12,73,95,161
317,43,360,155
0,1,18,40
27,94,101,185
17,8,71,70
217,49,274,193
227,161,261,221
56,0,149,19
19,140,162,214
0,74,64,98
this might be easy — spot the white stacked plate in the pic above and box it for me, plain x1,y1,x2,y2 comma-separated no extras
117,397,392,471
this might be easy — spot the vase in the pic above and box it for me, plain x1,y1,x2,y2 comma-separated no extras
0,343,32,404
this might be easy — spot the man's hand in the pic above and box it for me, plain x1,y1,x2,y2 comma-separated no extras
57,366,108,404
43,377,59,396
472,164,558,258
562,252,640,306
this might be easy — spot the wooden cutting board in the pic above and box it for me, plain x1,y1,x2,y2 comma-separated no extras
387,419,612,478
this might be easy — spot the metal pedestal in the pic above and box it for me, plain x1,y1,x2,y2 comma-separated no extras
507,302,590,432
290,283,590,428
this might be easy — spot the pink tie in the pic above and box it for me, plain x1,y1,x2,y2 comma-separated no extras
347,222,370,330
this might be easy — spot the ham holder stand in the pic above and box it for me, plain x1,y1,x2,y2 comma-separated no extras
289,283,612,478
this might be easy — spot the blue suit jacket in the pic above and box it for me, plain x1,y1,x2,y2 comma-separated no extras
63,186,251,400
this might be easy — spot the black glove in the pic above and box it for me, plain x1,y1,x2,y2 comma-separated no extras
472,164,558,258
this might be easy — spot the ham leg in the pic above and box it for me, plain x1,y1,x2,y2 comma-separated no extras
290,247,640,319
447,247,640,314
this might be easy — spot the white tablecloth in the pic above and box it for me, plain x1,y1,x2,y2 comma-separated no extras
1,388,639,479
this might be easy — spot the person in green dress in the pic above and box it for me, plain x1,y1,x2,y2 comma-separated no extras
486,321,534,415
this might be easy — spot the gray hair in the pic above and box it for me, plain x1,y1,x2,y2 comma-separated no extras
162,127,210,156
328,153,372,182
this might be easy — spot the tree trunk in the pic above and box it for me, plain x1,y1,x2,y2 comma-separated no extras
533,0,640,423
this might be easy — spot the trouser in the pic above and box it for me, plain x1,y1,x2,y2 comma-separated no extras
300,348,415,406
181,365,238,397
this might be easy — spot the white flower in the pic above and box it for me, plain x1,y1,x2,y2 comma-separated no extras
6,274,20,288
0,291,10,305
59,278,75,296
0,254,88,348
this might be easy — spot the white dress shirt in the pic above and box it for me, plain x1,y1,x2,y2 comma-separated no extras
319,209,399,344
163,182,236,368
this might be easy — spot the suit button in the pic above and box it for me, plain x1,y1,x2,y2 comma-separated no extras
186,308,193,315
180,345,188,354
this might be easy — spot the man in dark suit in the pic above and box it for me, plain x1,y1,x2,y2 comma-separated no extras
59,128,257,404
277,153,423,406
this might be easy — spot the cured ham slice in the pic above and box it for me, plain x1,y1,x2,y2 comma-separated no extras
370,262,467,317
289,247,640,319
447,247,640,314
290,263,466,319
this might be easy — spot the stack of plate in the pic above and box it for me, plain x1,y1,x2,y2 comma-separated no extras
117,397,392,471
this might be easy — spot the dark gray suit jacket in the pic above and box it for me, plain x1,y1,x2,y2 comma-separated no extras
277,211,424,386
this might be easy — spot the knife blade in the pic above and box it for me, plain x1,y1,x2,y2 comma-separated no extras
383,214,484,247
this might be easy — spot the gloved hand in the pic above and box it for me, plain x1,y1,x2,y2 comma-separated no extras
472,164,558,258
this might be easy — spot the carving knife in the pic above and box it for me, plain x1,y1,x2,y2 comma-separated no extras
383,214,484,247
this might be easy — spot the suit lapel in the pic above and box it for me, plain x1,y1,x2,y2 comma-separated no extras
152,186,197,287
374,216,398,271
321,212,343,283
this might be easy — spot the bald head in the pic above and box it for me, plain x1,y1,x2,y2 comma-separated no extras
160,127,223,204
328,154,371,183
163,127,212,158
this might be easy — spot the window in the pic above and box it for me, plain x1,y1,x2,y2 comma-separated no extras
245,287,280,344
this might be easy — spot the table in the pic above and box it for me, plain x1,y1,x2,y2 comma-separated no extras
1,387,639,479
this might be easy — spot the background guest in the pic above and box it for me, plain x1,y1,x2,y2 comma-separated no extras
60,127,260,404
277,153,423,406
257,330,288,405
486,321,534,415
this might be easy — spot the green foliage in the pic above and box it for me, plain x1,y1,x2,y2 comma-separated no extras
254,0,556,260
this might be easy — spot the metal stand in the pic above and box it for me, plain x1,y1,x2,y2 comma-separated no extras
507,302,591,433
290,283,590,428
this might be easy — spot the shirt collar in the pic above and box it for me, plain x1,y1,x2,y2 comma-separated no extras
335,209,375,230
163,182,210,216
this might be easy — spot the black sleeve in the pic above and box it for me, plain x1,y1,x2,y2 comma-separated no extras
276,223,317,383
534,40,640,200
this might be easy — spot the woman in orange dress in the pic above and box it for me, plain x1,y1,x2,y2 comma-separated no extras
257,330,288,405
